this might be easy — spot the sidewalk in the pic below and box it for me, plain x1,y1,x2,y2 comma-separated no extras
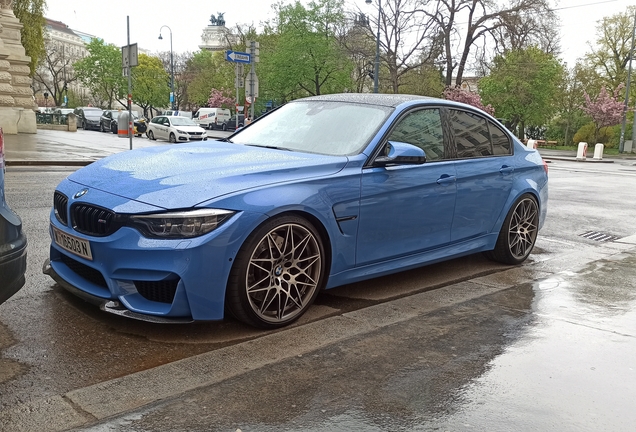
3,129,635,165
3,129,228,166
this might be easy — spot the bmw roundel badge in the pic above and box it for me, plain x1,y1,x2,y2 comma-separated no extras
74,188,88,199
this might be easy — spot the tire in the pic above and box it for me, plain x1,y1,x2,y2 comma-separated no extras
99,122,104,132
147,130,155,140
81,121,86,130
169,133,176,143
222,123,227,131
226,215,326,329
484,194,539,265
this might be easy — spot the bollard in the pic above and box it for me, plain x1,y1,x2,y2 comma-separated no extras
526,139,536,149
576,142,588,161
117,111,129,138
593,143,604,160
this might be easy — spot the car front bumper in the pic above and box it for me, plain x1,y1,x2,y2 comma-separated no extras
45,205,264,322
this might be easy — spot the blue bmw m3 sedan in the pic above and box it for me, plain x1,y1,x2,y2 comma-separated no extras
44,94,548,328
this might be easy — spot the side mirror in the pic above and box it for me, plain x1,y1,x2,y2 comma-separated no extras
374,141,427,167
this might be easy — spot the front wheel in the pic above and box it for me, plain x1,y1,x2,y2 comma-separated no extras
226,215,326,329
169,133,176,143
222,123,227,131
484,194,539,265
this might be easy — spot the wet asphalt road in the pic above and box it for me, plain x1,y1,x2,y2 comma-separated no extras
1,150,636,430
76,254,636,432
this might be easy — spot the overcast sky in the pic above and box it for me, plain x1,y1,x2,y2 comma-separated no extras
43,0,633,70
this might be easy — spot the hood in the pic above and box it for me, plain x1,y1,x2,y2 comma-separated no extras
68,141,348,209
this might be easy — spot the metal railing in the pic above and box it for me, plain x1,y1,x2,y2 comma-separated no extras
36,113,69,125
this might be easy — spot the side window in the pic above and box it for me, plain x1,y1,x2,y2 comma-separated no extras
387,108,445,161
450,110,493,158
488,121,512,155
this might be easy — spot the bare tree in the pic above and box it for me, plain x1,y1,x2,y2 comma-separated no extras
492,8,560,55
423,0,554,87
355,0,440,93
156,51,193,111
32,40,80,106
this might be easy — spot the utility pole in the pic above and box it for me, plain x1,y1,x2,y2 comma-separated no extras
619,10,636,153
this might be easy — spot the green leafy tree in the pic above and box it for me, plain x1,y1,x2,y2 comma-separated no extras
546,64,590,145
262,0,354,99
585,6,636,90
73,39,126,108
183,50,234,108
12,0,45,76
398,63,445,97
131,54,170,118
479,47,564,138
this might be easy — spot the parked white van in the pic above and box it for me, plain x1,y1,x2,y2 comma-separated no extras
162,110,192,119
193,108,231,130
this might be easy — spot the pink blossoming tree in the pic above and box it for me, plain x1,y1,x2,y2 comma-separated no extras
207,88,234,108
581,85,624,144
443,86,495,116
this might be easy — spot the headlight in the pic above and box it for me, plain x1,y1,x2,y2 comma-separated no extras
176,129,187,134
128,209,235,239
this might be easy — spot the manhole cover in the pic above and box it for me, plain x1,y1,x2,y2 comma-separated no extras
579,231,618,242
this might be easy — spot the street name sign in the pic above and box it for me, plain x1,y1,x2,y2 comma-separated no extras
225,50,251,64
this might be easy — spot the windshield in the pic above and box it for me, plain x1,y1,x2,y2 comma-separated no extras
170,117,196,126
85,110,103,119
231,101,392,156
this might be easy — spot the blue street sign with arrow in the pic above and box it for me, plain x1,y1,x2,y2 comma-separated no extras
225,50,251,64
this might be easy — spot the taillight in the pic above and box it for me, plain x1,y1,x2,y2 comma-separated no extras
542,159,548,175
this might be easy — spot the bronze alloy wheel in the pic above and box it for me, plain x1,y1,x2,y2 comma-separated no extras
485,194,539,265
227,215,325,328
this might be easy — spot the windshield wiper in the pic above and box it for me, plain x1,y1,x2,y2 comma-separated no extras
245,144,293,151
218,137,233,143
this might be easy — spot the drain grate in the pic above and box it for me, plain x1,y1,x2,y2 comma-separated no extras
579,231,618,242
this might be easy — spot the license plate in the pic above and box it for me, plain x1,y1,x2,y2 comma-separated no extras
52,225,93,260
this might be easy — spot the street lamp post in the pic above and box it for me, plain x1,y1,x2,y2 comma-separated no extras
365,0,381,93
159,25,175,110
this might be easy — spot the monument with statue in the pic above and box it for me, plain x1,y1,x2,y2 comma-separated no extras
0,0,37,134
200,12,236,52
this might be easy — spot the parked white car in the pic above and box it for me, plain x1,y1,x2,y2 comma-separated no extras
146,115,208,143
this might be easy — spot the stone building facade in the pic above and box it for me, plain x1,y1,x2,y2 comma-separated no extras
0,0,37,134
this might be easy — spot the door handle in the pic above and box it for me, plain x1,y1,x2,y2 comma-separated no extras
436,174,456,185
499,166,514,174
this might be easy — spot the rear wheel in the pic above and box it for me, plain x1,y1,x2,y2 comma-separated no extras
169,133,176,143
226,215,326,329
484,194,539,265
147,130,155,140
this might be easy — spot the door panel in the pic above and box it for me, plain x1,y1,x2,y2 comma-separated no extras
357,161,457,265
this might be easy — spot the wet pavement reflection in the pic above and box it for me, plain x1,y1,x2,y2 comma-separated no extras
82,251,636,432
